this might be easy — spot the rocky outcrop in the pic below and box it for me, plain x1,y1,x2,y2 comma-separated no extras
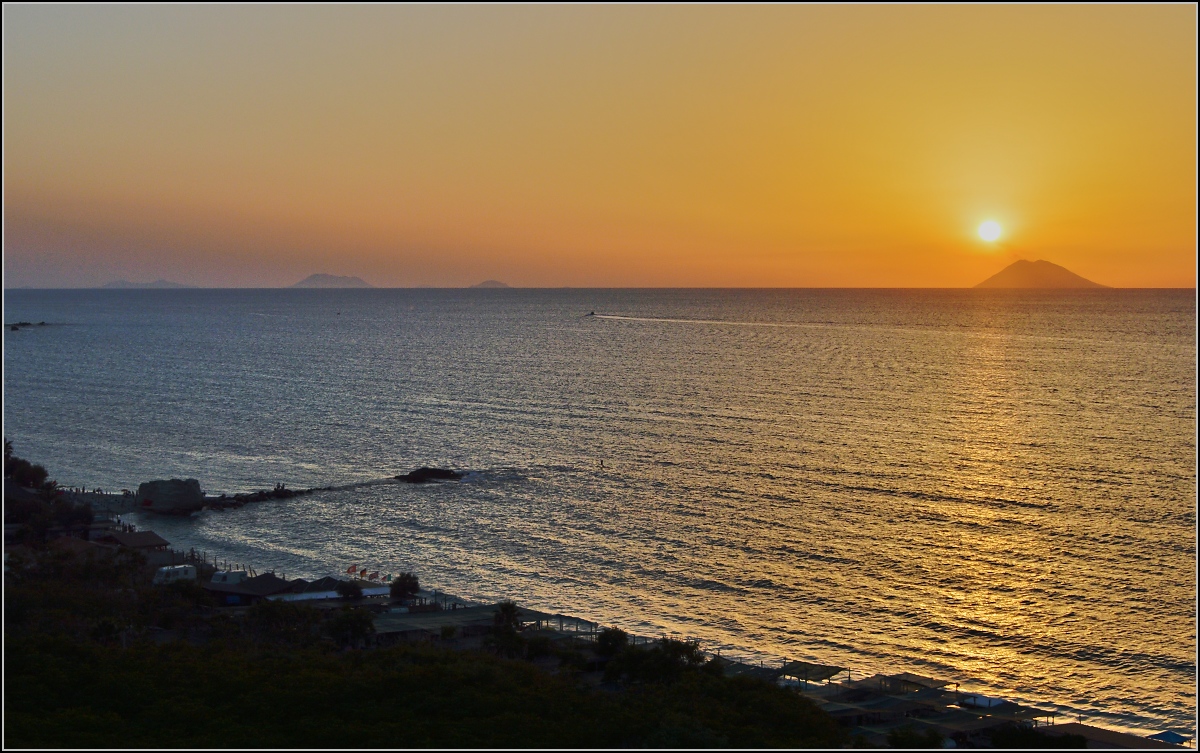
394,468,465,483
136,479,204,514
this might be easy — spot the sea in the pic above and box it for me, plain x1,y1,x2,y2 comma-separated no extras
3,288,1195,737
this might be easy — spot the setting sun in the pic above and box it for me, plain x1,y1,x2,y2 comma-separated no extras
978,221,1003,243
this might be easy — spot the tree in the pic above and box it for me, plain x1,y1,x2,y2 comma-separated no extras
336,579,363,601
390,572,419,601
596,627,629,658
493,600,520,631
603,637,707,685
5,452,48,488
488,600,525,658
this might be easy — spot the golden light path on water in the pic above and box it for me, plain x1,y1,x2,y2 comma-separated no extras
4,288,1195,738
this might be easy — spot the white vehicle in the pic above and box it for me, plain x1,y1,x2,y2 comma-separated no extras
152,564,197,585
210,570,248,585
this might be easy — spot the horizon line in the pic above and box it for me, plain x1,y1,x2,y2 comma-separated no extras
5,285,1196,291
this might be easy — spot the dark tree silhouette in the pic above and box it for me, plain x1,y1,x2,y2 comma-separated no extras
390,572,419,601
596,627,629,658
336,579,363,601
488,600,525,658
493,600,520,631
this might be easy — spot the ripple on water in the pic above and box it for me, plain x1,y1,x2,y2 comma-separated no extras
4,288,1194,735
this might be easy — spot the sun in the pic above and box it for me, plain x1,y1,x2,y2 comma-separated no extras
978,220,1002,242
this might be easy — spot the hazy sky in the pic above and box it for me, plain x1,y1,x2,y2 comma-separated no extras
4,5,1196,288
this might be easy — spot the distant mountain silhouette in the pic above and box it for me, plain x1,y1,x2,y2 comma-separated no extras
102,279,195,289
974,260,1107,289
291,274,372,288
471,280,510,288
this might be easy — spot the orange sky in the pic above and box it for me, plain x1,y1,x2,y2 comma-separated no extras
4,5,1196,287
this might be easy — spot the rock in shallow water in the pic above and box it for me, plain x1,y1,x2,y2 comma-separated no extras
137,478,204,514
394,467,465,483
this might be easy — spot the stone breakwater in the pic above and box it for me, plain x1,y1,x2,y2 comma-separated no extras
202,483,313,511
161,468,468,513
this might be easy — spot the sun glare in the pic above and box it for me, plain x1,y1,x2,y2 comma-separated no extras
978,221,1002,243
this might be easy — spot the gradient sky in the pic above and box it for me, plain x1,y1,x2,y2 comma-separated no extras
4,5,1196,288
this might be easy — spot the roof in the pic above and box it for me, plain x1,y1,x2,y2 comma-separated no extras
373,604,563,635
104,530,170,549
912,708,1012,734
1044,723,1185,750
204,572,292,597
885,672,954,690
973,700,1052,722
780,660,845,683
721,661,785,682
301,576,345,593
905,685,959,708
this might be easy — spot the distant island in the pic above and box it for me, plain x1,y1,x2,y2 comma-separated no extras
974,260,1107,289
101,279,195,289
471,280,510,288
291,274,373,288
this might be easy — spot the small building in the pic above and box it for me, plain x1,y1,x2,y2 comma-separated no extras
98,530,171,551
202,571,293,606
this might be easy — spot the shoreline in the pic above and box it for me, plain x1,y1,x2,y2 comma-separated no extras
124,507,1193,746
15,467,1195,745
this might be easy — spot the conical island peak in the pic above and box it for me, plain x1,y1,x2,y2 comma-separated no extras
974,260,1107,289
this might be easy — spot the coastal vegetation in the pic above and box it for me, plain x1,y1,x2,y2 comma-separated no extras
4,541,845,748
4,439,93,545
5,438,49,488
389,571,420,600
989,725,1087,749
3,447,846,748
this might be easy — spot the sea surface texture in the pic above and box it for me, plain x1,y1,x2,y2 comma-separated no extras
4,289,1195,734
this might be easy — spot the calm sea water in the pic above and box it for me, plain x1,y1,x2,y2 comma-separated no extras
4,288,1195,735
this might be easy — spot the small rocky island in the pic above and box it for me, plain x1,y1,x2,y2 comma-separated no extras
394,467,465,483
290,274,373,288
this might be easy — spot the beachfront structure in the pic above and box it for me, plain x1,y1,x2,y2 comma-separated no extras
202,571,292,606
97,529,170,552
372,604,597,646
267,576,390,602
791,672,1132,747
